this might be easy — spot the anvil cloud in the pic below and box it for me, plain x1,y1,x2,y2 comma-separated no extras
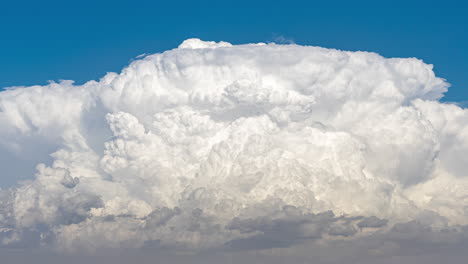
1,39,467,262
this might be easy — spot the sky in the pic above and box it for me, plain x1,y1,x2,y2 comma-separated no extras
1,1,468,264
1,0,467,103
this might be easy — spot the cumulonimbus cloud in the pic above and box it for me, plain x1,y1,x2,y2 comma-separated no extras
0,39,467,259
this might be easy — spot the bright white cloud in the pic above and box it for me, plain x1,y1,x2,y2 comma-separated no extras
0,39,467,262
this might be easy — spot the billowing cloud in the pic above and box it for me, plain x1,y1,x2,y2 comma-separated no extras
1,39,468,262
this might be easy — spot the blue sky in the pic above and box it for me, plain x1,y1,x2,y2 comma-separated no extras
2,2,468,262
1,0,467,102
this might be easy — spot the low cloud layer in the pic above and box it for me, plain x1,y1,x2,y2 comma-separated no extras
1,39,468,262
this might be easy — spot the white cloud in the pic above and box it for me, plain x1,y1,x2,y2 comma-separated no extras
0,39,467,262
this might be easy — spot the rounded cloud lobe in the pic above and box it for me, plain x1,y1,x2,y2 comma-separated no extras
1,39,468,260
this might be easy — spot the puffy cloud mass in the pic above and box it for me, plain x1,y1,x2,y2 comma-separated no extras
1,39,468,262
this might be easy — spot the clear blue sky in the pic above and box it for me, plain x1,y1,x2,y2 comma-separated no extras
1,0,467,102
